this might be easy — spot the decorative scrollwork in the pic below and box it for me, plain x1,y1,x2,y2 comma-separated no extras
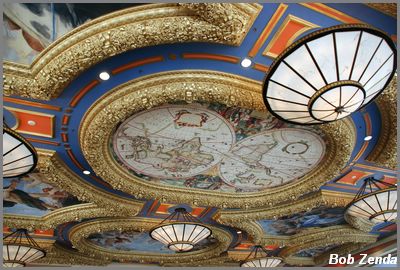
3,3,261,100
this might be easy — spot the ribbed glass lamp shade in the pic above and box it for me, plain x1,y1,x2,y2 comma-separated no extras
149,208,211,252
263,24,397,125
346,177,397,223
3,229,46,267
241,257,282,267
240,245,282,268
3,125,38,178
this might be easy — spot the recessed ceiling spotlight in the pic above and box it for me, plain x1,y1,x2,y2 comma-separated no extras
241,58,252,68
27,120,36,126
99,71,110,80
364,136,373,141
237,230,242,234
83,170,91,175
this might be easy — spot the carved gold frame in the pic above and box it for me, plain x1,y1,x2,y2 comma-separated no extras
366,77,397,169
80,70,356,209
3,149,145,230
279,226,377,266
68,217,233,265
3,3,262,100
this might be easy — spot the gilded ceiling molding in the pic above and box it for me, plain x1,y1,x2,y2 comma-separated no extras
3,3,262,100
314,242,365,266
366,77,397,170
4,203,129,230
278,226,377,264
36,243,108,266
344,212,376,233
217,191,357,243
80,70,355,209
68,217,233,265
285,242,365,266
365,3,397,18
261,225,375,247
163,254,237,267
35,149,144,216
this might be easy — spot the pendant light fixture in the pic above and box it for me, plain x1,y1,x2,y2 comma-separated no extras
3,229,46,267
3,124,38,178
263,24,396,125
240,245,283,267
345,177,397,223
149,207,212,252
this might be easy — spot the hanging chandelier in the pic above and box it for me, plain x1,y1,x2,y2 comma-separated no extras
3,124,38,178
3,229,46,267
345,177,397,223
263,24,396,125
240,245,283,267
149,207,212,252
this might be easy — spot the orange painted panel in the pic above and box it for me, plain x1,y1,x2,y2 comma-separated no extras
156,204,171,214
191,207,205,217
336,170,371,185
5,107,55,138
34,229,54,236
263,15,319,58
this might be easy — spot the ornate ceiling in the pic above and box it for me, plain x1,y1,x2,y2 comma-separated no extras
2,3,397,267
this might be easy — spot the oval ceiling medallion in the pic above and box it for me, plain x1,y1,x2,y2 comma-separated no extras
111,103,326,192
80,70,354,208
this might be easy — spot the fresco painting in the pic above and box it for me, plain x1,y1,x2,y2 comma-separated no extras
294,244,340,258
111,102,326,193
3,3,139,64
3,170,82,216
258,207,346,236
87,230,215,253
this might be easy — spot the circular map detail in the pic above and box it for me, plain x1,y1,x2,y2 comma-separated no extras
113,105,236,179
219,128,325,190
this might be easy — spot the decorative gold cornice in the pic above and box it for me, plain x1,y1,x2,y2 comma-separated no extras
35,149,144,216
314,242,365,265
35,243,109,266
68,217,233,265
366,77,397,170
279,226,377,265
4,203,127,230
217,191,358,244
79,70,355,209
3,3,261,100
344,212,376,233
365,3,397,18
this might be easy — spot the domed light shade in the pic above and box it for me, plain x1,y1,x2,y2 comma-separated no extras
3,229,46,267
3,125,38,178
346,177,397,223
149,208,211,252
263,24,397,125
240,245,282,267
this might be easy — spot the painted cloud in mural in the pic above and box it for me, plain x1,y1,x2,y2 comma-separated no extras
3,170,82,216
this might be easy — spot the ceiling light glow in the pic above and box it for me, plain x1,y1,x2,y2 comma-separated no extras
99,72,110,80
241,58,252,68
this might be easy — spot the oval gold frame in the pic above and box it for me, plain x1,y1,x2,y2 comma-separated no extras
80,70,356,209
68,217,232,265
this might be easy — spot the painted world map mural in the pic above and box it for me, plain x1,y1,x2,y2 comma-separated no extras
111,102,326,193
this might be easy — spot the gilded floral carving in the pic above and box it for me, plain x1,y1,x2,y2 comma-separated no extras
366,77,397,169
3,3,261,100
